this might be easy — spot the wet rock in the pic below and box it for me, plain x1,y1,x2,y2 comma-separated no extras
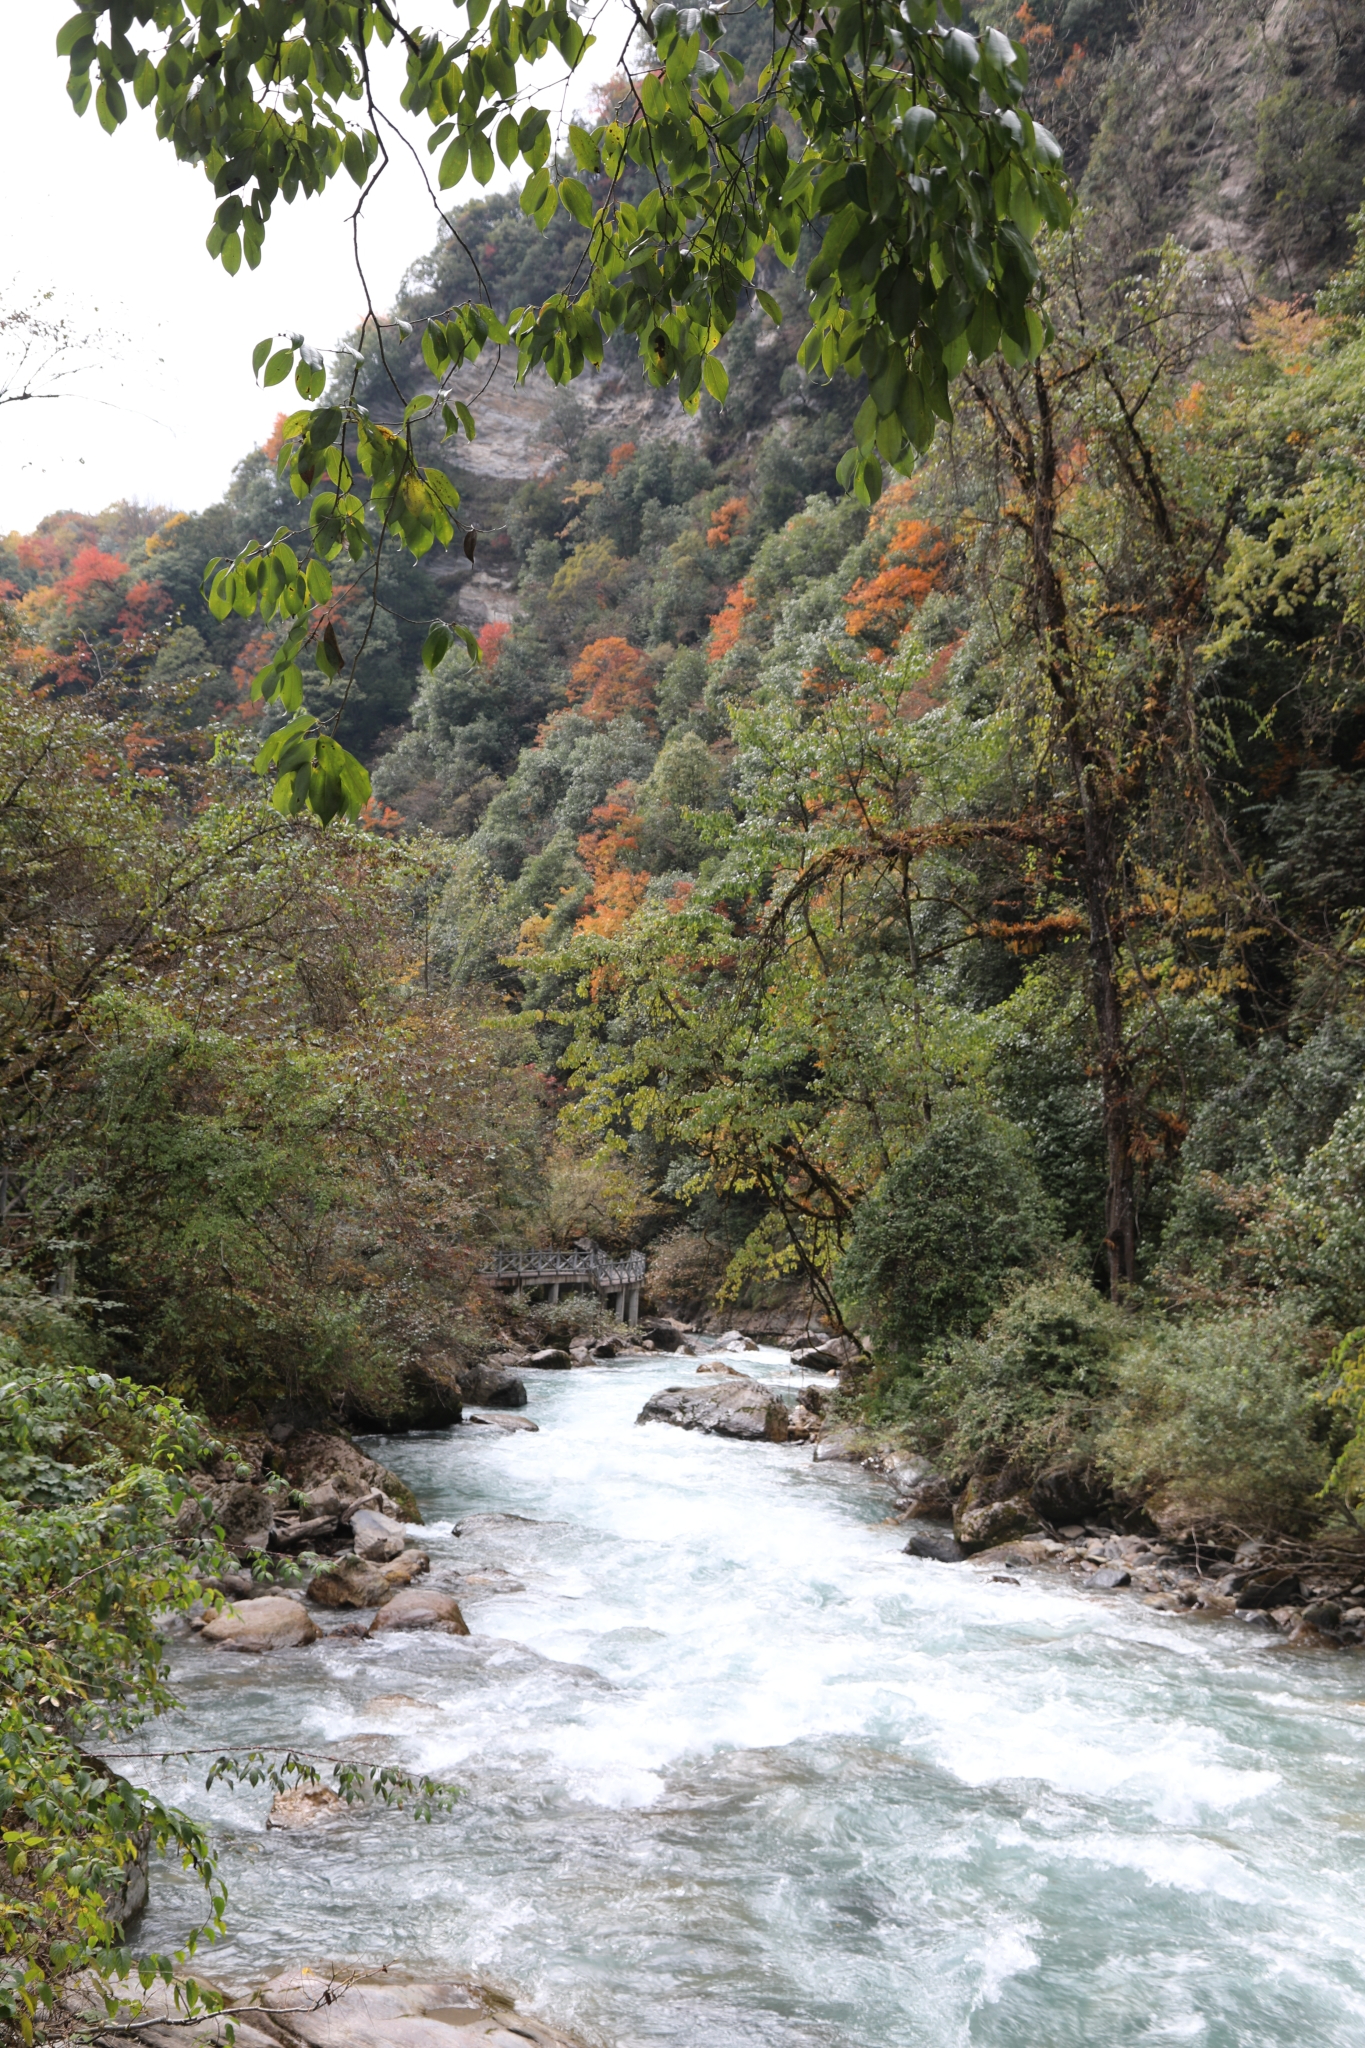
258,1967,590,2048
1302,1599,1342,1629
527,1347,573,1370
200,1596,320,1653
466,1411,539,1432
641,1319,687,1351
380,1549,430,1589
308,1553,393,1609
351,1508,407,1563
953,1477,1046,1555
1090,1566,1132,1590
1235,1572,1303,1611
970,1538,1065,1569
891,1461,957,1520
903,1526,964,1563
1285,1617,1339,1649
590,1336,623,1358
368,1588,470,1635
348,1356,465,1433
812,1424,870,1464
463,1364,529,1407
1239,1609,1279,1630
267,1786,348,1829
637,1379,790,1442
791,1336,863,1372
788,1403,822,1439
696,1360,746,1376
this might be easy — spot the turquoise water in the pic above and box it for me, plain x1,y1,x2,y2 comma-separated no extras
134,1354,1365,2046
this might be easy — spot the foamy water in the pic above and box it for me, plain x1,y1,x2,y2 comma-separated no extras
134,1353,1365,2046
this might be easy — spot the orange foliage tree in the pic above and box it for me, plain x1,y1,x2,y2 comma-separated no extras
707,580,755,662
576,785,651,936
844,481,949,654
567,636,655,724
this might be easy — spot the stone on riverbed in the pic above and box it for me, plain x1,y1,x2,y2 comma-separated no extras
258,1967,588,2048
904,1526,964,1563
527,1347,573,1370
308,1554,394,1609
351,1508,407,1562
953,1476,1047,1554
368,1587,470,1635
267,1786,348,1829
637,1378,790,1442
200,1595,320,1653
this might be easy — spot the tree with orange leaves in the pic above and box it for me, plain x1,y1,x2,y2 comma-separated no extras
567,636,656,725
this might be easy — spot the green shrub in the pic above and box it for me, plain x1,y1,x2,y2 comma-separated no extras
837,1106,1056,1362
1099,1305,1329,1533
865,1266,1126,1473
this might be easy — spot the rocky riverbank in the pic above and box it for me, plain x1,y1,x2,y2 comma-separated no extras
90,1965,587,2048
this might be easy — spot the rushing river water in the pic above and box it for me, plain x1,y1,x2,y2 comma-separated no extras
134,1352,1365,2047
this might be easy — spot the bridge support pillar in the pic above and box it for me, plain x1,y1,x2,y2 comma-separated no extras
626,1285,639,1325
548,1281,560,1304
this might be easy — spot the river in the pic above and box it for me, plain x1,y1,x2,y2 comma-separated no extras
135,1351,1365,2047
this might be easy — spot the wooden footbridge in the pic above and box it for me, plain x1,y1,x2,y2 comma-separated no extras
482,1245,646,1323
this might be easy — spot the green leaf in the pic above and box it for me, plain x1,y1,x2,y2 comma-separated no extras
95,77,126,133
702,356,729,403
470,131,495,186
438,135,469,189
496,113,520,167
262,347,294,387
421,623,454,671
755,288,783,325
252,338,274,378
559,176,594,227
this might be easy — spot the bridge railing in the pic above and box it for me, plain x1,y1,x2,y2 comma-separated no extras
483,1247,646,1287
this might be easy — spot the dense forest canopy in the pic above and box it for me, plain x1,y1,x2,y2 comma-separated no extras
7,0,1365,2031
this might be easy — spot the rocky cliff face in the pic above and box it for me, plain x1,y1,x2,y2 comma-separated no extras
1080,0,1365,287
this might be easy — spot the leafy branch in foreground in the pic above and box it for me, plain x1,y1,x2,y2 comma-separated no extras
60,0,1070,822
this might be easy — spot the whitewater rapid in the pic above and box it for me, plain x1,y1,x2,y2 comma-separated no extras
136,1352,1365,2046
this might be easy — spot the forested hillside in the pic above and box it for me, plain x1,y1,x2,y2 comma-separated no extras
7,0,1365,1538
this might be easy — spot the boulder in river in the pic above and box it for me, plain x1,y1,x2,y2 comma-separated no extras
527,1347,573,1370
466,1410,540,1432
200,1595,320,1653
462,1362,529,1406
368,1587,470,1635
904,1526,964,1563
953,1476,1047,1554
257,1966,588,2048
351,1508,407,1563
641,1318,687,1350
1235,1571,1303,1611
267,1786,348,1829
308,1553,394,1609
791,1336,862,1372
637,1379,790,1442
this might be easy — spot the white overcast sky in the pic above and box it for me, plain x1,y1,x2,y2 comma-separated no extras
1,3,632,534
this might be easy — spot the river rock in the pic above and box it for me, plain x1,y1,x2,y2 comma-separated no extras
1302,1598,1343,1629
200,1596,320,1653
368,1588,470,1635
308,1554,393,1609
267,1786,348,1830
282,1429,420,1524
1090,1565,1132,1590
462,1363,529,1406
637,1378,790,1442
904,1526,964,1563
696,1359,745,1376
466,1410,540,1431
379,1549,430,1588
641,1318,687,1350
812,1424,870,1463
351,1508,407,1563
527,1347,573,1370
953,1477,1047,1554
258,1967,589,2048
1235,1571,1303,1611
791,1336,862,1371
